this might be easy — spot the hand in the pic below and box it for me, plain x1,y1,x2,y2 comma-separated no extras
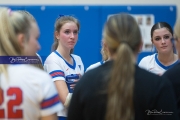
78,74,82,78
70,79,79,90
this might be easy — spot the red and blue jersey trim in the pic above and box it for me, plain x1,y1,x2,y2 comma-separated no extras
49,70,65,78
41,94,60,109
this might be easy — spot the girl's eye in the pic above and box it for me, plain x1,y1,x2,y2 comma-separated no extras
73,31,78,34
155,38,160,41
164,36,170,39
65,31,70,34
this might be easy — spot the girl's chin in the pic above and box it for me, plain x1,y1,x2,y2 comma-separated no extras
158,50,171,54
68,46,75,49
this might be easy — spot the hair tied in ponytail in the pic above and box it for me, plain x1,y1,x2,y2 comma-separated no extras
121,41,129,45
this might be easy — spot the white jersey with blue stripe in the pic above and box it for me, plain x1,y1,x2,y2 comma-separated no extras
44,51,84,117
0,64,62,120
138,53,179,75
86,61,104,72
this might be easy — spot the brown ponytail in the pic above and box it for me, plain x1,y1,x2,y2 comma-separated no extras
106,43,135,120
104,13,141,120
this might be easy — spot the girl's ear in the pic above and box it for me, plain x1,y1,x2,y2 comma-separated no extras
55,31,60,40
17,33,25,49
103,39,107,48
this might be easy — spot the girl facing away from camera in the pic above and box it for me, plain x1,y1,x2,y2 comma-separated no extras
17,10,44,70
139,22,179,75
0,7,62,120
67,13,179,120
44,15,84,120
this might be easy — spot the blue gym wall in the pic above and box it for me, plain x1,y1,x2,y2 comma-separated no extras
7,5,177,70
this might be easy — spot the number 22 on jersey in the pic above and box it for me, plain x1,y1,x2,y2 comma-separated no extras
0,87,23,119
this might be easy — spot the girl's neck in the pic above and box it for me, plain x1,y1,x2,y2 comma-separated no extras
158,52,178,66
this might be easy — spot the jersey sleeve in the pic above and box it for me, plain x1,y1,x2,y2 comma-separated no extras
44,56,65,82
86,65,94,72
40,73,63,116
138,57,148,70
85,62,101,72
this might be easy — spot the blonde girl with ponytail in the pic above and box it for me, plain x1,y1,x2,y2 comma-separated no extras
0,7,62,120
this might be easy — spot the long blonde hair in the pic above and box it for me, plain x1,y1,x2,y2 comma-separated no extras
100,41,109,61
104,13,141,120
174,18,180,39
0,7,33,102
0,7,32,76
17,10,44,70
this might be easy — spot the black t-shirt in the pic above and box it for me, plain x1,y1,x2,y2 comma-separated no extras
163,62,180,118
68,61,179,120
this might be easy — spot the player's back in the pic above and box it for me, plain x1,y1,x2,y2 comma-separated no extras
0,64,62,120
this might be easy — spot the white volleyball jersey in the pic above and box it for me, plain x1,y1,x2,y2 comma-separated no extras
44,51,84,117
138,53,179,75
86,61,104,72
0,64,63,120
